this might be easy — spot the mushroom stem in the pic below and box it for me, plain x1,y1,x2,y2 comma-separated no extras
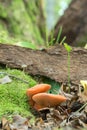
33,103,45,110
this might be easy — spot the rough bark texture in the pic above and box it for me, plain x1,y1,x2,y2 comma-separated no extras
0,44,87,85
51,0,87,47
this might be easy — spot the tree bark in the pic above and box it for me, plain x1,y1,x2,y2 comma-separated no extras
0,44,87,85
50,0,87,47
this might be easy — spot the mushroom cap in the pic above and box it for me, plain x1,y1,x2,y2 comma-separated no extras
32,93,67,107
26,84,51,97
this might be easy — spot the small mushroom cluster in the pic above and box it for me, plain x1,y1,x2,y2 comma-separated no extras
26,84,67,110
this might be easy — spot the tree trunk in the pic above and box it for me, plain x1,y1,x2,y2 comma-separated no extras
50,0,87,47
0,0,46,47
0,44,87,85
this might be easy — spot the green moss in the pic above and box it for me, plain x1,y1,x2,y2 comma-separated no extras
0,31,20,45
0,5,7,18
0,1,45,48
8,0,44,45
0,68,37,119
0,31,37,49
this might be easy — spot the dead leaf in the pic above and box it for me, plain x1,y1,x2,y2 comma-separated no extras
78,119,87,129
0,75,12,84
80,80,87,90
1,117,10,130
10,115,31,130
78,80,87,102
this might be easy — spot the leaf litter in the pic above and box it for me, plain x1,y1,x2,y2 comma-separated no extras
0,81,87,130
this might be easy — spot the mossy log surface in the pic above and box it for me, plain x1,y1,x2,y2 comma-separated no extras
51,0,87,46
0,44,87,84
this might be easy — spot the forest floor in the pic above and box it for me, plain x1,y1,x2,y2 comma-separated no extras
0,67,87,130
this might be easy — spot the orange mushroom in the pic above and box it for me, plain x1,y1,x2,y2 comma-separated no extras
32,93,67,107
26,84,51,97
33,103,45,110
26,84,51,108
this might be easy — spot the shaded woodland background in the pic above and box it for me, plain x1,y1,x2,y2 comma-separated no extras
0,0,87,48
0,1,87,130
0,0,87,85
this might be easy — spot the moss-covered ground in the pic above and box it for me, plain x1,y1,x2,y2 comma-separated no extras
0,67,37,119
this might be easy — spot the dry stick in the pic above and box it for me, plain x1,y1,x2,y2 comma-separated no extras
76,102,87,112
68,102,87,121
0,72,29,84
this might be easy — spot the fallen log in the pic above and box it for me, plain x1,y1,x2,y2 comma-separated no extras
0,44,87,84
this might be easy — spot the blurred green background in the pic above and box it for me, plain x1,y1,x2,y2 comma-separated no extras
0,0,71,49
